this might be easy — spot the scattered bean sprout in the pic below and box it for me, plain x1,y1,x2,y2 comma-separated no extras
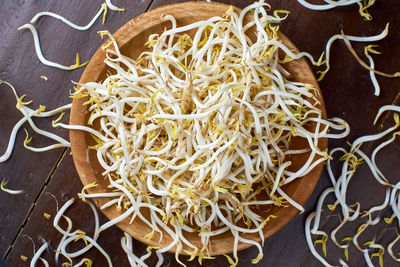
364,45,381,96
340,29,400,78
0,80,71,163
106,0,125,12
17,23,89,70
30,241,50,267
306,105,400,266
68,1,348,265
30,4,108,31
296,0,376,20
317,23,391,81
0,179,24,195
18,1,125,70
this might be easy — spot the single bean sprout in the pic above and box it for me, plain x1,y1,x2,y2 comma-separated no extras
18,24,89,71
18,1,124,70
69,1,348,265
364,45,381,96
0,179,24,194
296,0,376,20
30,241,49,267
340,30,400,78
30,4,108,31
106,0,125,11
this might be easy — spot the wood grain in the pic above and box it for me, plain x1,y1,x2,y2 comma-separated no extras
1,0,400,266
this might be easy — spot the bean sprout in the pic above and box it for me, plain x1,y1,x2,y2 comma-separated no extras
106,0,125,11
364,45,381,96
30,241,49,267
296,0,376,20
18,1,125,70
30,4,107,31
25,196,117,266
0,179,24,194
18,24,89,70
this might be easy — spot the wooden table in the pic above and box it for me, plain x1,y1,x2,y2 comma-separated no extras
1,0,399,266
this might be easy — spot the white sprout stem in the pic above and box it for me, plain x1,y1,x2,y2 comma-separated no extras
106,0,125,11
374,105,400,125
0,116,29,162
121,233,148,267
365,49,380,96
305,212,336,267
53,198,76,236
296,0,362,11
388,235,400,262
17,24,79,70
55,215,73,264
312,187,334,234
1,179,24,195
30,242,49,267
30,5,105,31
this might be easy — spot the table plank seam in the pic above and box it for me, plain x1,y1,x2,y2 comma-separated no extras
2,148,68,261
146,0,156,11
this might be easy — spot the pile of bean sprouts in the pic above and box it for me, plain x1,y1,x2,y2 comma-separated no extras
306,105,400,266
61,1,350,265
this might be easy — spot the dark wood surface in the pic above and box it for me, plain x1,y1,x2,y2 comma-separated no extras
0,0,399,266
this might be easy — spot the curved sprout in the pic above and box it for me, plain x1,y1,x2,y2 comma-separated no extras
364,45,381,96
388,235,400,262
374,105,400,125
296,0,375,20
121,233,150,267
30,4,107,30
305,212,336,267
297,0,362,11
17,24,88,70
30,242,49,267
1,179,24,195
18,1,125,70
106,0,125,11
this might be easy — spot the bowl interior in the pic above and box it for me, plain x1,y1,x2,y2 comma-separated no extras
70,1,327,256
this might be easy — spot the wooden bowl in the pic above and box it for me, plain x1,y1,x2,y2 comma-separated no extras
70,1,327,256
